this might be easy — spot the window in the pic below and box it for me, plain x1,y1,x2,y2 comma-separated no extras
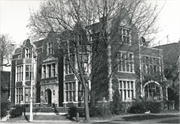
47,42,53,55
65,82,75,102
142,56,161,74
119,28,131,44
25,48,30,58
78,81,90,102
65,54,76,74
119,80,135,101
41,63,56,79
144,83,161,100
25,65,33,80
42,65,46,78
17,65,23,81
25,87,30,103
117,51,134,72
80,54,88,74
78,82,84,101
47,64,51,78
52,64,55,77
64,39,90,75
16,87,23,103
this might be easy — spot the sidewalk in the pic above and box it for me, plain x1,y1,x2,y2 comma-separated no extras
1,111,180,124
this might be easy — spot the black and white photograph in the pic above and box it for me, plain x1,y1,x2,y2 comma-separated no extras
0,0,179,123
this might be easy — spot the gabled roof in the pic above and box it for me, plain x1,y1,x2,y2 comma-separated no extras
33,39,45,48
154,42,180,65
14,48,21,54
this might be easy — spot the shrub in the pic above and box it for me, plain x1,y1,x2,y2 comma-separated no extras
128,101,161,114
68,105,78,119
1,100,10,117
10,105,23,118
110,89,123,115
90,103,112,117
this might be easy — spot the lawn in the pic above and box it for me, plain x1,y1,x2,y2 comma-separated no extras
7,114,68,122
158,119,180,123
113,114,179,122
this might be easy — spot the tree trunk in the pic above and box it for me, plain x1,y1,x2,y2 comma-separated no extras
90,90,95,108
84,87,90,122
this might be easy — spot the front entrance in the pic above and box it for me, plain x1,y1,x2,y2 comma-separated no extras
143,81,162,101
45,89,52,106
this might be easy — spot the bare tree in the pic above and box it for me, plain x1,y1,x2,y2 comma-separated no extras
28,0,162,122
0,34,14,68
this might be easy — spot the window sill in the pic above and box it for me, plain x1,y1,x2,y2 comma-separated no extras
41,77,57,80
118,71,135,73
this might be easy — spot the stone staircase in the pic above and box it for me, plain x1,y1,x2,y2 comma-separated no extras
24,107,68,115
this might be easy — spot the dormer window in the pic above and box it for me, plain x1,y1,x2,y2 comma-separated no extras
25,48,30,58
47,42,53,55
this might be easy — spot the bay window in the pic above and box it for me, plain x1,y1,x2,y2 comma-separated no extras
41,63,57,79
17,65,23,81
16,87,23,103
25,65,33,80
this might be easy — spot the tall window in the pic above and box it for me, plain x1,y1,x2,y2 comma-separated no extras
80,54,88,74
47,64,51,78
16,87,23,103
119,28,131,44
144,83,161,100
119,80,135,101
17,65,23,81
142,56,161,74
65,82,75,102
117,51,134,72
47,42,53,55
65,54,76,74
25,87,30,103
51,64,55,77
78,82,84,101
25,65,33,80
42,65,46,78
25,48,30,58
78,82,90,101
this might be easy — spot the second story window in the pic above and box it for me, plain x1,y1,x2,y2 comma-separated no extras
41,63,57,79
25,65,33,80
142,56,161,74
47,42,53,55
25,48,30,58
65,54,76,74
117,51,134,73
80,54,89,74
16,65,23,81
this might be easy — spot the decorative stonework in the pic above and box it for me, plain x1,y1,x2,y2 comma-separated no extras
43,56,58,63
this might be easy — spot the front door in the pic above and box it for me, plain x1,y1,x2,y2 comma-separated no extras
45,89,52,106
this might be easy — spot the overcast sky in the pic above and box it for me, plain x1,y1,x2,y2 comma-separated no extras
0,0,180,46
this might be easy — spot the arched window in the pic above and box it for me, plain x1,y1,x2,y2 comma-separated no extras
144,82,161,100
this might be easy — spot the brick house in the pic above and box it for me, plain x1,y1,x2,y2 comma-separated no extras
11,17,165,107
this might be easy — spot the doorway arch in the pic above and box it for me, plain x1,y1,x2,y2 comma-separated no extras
45,89,52,106
143,80,162,100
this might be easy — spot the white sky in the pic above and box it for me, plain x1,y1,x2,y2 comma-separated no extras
0,0,180,46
